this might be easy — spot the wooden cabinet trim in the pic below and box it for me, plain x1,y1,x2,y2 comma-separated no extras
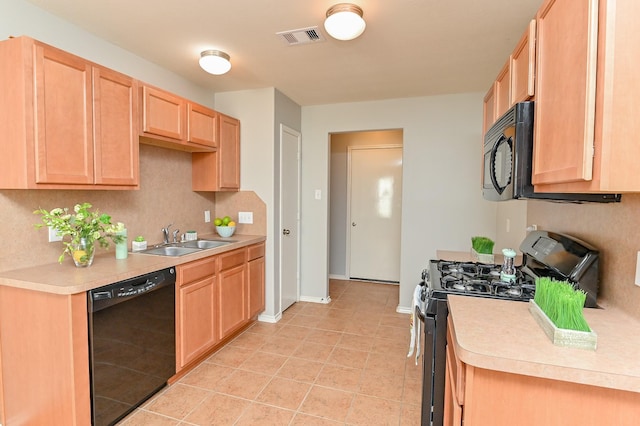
177,256,217,286
219,248,247,271
248,242,265,261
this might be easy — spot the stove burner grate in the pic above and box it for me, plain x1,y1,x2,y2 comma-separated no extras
434,260,536,301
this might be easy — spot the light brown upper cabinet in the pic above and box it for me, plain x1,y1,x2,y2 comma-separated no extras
533,0,640,193
139,85,217,152
482,83,497,136
0,36,139,189
187,103,218,149
510,19,536,105
482,59,511,133
494,60,511,120
192,113,241,192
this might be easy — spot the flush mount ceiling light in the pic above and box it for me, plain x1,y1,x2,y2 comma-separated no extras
199,50,231,75
324,3,366,41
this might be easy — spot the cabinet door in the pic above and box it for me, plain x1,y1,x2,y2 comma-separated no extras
141,85,186,141
532,0,598,185
218,264,247,339
92,67,139,186
494,60,511,119
178,276,217,369
218,113,241,190
248,255,265,319
33,43,94,184
482,83,496,135
188,103,217,148
444,352,463,426
510,19,536,105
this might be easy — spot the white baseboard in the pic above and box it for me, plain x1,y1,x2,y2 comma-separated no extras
257,311,282,323
299,295,332,304
396,305,412,314
329,274,348,280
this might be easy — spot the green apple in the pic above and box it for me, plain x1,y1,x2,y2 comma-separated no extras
222,216,231,225
214,218,223,226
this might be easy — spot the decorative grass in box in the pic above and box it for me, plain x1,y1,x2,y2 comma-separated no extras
471,236,495,264
529,277,597,350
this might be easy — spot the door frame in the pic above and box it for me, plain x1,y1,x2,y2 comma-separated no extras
278,124,301,311
346,144,403,281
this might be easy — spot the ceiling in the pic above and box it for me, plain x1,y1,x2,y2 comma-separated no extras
26,0,542,106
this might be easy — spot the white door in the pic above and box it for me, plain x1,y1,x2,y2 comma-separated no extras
348,146,402,282
280,125,301,311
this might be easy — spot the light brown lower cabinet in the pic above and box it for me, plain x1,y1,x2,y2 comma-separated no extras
218,248,248,339
0,287,91,425
176,257,218,370
247,242,266,319
445,316,640,426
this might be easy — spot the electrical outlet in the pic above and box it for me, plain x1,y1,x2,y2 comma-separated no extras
635,252,640,287
204,210,211,223
238,212,253,224
48,226,63,242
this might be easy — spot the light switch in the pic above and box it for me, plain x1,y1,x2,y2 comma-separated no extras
315,189,322,200
635,252,640,287
238,212,253,224
204,210,211,223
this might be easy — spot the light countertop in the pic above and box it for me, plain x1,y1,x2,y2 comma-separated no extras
0,234,265,295
448,294,640,393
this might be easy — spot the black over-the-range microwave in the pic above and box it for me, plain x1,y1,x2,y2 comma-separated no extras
482,101,621,203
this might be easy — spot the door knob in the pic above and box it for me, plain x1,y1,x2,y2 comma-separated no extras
283,229,290,235
352,222,356,226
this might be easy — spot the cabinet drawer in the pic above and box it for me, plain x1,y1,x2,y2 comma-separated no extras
219,248,247,271
177,256,216,286
447,316,465,405
247,242,265,261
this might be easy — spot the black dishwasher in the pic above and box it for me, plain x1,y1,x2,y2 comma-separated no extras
88,266,176,426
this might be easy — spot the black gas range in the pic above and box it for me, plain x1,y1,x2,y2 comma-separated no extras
425,259,536,302
416,231,601,426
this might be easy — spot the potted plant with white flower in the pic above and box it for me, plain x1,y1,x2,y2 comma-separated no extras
34,202,124,267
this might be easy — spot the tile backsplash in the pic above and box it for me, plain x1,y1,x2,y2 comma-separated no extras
527,194,640,319
0,144,265,272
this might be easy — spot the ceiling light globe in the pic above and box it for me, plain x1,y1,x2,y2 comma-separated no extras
324,4,366,41
199,50,231,75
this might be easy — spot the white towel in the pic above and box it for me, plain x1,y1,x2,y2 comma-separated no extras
407,284,422,365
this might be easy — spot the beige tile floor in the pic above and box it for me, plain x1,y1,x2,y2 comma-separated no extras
119,279,423,425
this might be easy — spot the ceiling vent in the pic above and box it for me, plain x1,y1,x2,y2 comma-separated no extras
276,26,326,45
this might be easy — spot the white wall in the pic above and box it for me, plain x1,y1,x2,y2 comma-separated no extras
215,88,278,318
1,0,214,105
302,94,499,309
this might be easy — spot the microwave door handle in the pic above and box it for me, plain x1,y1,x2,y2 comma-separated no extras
490,134,507,194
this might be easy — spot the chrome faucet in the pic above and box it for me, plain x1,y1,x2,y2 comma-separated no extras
172,228,180,243
161,224,172,244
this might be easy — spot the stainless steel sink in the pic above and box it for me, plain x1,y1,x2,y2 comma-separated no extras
137,246,202,257
135,239,234,257
181,239,232,249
